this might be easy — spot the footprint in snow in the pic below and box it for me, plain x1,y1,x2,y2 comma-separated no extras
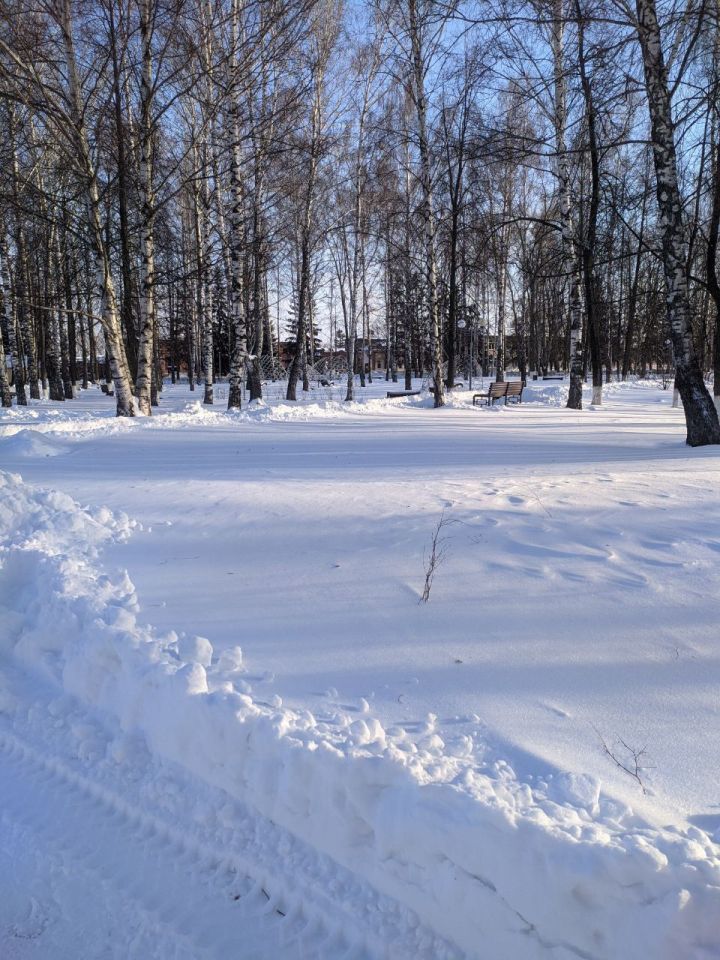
558,570,588,583
542,702,571,719
8,897,53,941
605,571,648,588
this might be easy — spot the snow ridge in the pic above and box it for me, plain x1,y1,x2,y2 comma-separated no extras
2,469,720,959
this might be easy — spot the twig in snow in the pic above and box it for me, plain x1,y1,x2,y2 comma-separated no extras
596,728,651,794
420,513,453,603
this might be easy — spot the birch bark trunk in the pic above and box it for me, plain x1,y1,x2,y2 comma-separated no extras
247,192,265,401
47,226,66,402
135,0,156,415
60,0,135,416
287,63,323,401
635,0,720,444
342,83,371,401
552,0,584,409
197,1,218,404
0,248,11,405
706,0,720,412
191,134,215,405
61,213,77,392
0,237,18,405
227,0,248,410
622,169,648,379
576,0,602,405
10,113,37,401
408,0,444,406
108,1,137,380
403,153,413,391
200,169,215,406
247,40,276,402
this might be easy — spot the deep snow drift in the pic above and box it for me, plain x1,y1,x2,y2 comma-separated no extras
2,378,720,959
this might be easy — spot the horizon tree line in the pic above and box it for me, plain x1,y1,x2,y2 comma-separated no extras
0,0,719,444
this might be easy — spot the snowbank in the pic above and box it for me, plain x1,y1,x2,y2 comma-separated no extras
2,469,719,960
2,429,70,457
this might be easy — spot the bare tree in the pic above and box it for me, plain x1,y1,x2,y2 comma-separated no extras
634,0,720,445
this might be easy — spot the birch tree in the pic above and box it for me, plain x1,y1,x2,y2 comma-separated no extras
226,0,249,410
286,1,336,401
0,244,11,405
60,0,136,414
551,0,584,409
634,0,720,444
136,0,158,415
406,0,445,406
0,232,22,405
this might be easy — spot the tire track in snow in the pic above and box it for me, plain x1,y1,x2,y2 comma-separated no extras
0,730,374,960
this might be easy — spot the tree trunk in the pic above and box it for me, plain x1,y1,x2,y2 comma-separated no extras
0,238,19,405
553,0,584,409
447,204,459,388
635,0,720,444
62,214,78,391
576,0,602,405
287,64,323,401
10,115,38,401
227,0,248,410
59,0,134,415
0,273,11,405
45,226,65,402
706,0,720,411
408,0,444,407
404,157,413,391
623,175,648,379
108,1,137,381
135,0,156,415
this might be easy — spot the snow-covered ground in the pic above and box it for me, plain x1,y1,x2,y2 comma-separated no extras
2,376,720,959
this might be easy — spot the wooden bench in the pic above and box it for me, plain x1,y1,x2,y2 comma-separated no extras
542,375,564,380
505,381,524,403
386,390,420,398
473,382,508,406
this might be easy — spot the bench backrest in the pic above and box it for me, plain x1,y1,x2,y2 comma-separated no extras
506,382,523,396
489,382,508,397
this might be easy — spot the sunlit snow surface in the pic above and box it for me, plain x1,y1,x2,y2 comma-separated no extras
1,377,720,959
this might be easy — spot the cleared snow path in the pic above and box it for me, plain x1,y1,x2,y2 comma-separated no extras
0,673,454,960
0,721,370,960
0,734,317,960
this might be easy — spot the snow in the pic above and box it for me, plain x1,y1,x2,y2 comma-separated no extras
2,377,720,959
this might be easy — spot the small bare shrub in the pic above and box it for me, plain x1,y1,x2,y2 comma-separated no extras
420,513,453,603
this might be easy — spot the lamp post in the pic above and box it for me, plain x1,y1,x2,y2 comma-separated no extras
458,318,468,386
478,325,489,385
